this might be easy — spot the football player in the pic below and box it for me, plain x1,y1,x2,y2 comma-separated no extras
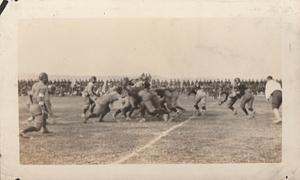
83,87,123,123
20,72,52,138
81,76,99,118
188,84,207,116
265,76,282,124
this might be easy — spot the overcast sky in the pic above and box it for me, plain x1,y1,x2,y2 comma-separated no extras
18,18,282,79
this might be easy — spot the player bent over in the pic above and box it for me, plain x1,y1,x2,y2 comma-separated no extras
20,72,52,138
226,78,255,118
240,89,255,119
112,96,133,121
218,83,231,106
265,76,282,124
156,88,185,116
81,76,99,118
188,85,207,116
112,78,141,121
226,78,247,115
138,82,170,122
83,87,123,123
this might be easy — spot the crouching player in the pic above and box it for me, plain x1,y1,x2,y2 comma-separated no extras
20,72,52,138
188,85,207,116
83,87,123,123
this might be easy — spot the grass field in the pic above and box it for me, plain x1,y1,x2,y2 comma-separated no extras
19,95,281,164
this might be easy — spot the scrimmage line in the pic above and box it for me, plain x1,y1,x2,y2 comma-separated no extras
112,116,192,164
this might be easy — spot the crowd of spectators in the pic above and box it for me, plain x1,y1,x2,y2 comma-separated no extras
18,75,281,97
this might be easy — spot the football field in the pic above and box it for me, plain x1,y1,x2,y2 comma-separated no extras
19,95,281,164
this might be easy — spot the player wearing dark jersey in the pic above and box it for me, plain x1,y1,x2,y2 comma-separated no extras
226,78,255,118
138,82,170,122
240,88,255,118
155,87,185,115
218,83,232,106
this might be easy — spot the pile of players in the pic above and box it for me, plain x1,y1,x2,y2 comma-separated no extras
81,74,186,123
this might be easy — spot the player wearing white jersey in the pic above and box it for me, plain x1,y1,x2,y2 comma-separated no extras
188,85,207,116
265,76,282,124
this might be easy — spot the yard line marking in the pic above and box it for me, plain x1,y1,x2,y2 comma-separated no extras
112,116,192,164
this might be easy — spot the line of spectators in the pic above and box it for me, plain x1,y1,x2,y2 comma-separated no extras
18,77,281,97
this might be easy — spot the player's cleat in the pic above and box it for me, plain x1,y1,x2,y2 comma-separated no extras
201,110,206,116
246,115,254,120
197,111,202,116
19,132,30,139
175,111,182,118
42,130,53,134
233,109,238,115
126,117,132,121
83,116,89,123
81,113,86,118
192,111,199,117
139,118,146,123
162,114,169,122
27,116,35,122
273,119,282,124
83,117,89,124
168,117,174,122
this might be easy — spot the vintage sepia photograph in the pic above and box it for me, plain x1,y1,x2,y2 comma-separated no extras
17,18,282,165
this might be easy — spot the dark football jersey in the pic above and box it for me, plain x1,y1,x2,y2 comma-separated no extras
234,83,247,98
